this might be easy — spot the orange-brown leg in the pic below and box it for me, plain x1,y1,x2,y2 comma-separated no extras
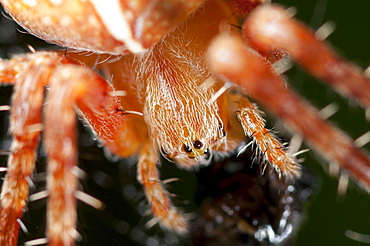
0,52,141,245
243,5,370,109
137,142,187,234
207,31,370,190
234,95,300,178
0,57,46,246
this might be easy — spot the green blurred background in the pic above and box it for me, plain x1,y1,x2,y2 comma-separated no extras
0,0,370,245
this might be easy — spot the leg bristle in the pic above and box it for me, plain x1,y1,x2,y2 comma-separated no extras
328,162,340,177
345,230,370,243
354,131,370,148
315,21,336,41
16,218,29,235
24,238,49,246
0,105,11,111
29,190,49,202
75,190,105,210
318,103,339,119
337,171,349,197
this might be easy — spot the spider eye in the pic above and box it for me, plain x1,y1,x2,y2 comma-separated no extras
193,140,203,149
183,144,192,153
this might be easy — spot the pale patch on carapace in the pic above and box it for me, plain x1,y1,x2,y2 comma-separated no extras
22,0,37,7
89,0,144,53
48,0,63,5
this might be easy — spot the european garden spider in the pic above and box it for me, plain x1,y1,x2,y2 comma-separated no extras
0,0,369,245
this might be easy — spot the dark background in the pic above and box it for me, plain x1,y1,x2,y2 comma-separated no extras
1,0,370,245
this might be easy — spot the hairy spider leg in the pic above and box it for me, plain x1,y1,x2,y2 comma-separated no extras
0,53,141,246
0,55,46,246
207,6,370,190
234,94,300,178
137,142,187,233
243,5,370,109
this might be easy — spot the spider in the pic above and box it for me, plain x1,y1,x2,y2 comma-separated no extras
0,0,369,245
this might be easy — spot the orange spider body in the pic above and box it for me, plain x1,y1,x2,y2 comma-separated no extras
0,0,369,245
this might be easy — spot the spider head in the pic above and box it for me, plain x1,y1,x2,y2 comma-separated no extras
143,68,227,168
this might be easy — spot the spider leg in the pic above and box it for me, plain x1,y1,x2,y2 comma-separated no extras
0,56,46,246
243,5,370,109
234,94,300,179
207,32,370,190
0,52,141,245
137,142,187,234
